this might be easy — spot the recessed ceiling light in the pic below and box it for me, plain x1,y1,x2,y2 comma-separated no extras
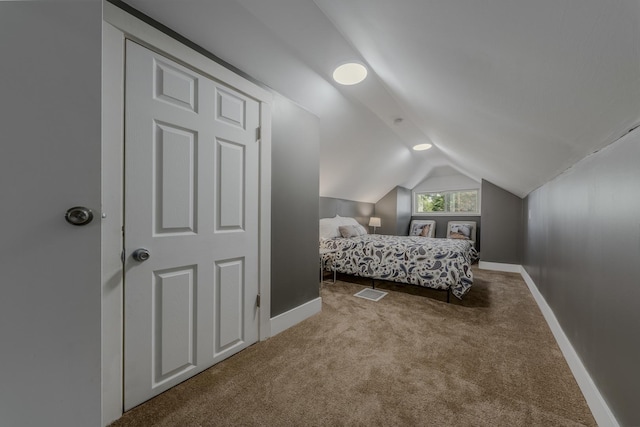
333,63,368,85
413,143,433,151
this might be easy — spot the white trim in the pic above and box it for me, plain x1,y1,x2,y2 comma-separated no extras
520,267,620,427
101,21,125,427
412,187,481,216
478,261,522,273
101,5,272,425
477,261,619,425
258,104,272,341
103,3,272,104
412,212,481,217
270,298,322,337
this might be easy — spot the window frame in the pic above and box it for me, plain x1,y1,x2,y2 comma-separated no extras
412,188,481,216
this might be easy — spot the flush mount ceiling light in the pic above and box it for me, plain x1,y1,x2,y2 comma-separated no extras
413,143,433,151
332,63,368,85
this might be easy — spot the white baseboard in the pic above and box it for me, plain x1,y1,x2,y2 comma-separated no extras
478,261,522,273
519,268,619,427
270,297,322,337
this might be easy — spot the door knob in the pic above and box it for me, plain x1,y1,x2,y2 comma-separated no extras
132,248,151,262
65,206,94,226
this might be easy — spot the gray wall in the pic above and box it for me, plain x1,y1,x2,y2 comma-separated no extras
407,179,523,263
0,2,102,426
271,95,320,317
523,128,640,426
374,188,398,234
480,179,523,264
374,186,411,235
319,197,375,227
396,187,412,235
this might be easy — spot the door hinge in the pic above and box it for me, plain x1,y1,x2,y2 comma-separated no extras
256,127,261,142
256,294,261,308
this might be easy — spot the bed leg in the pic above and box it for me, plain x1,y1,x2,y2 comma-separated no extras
372,279,375,289
447,290,450,303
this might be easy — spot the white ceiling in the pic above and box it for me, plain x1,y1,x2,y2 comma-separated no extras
122,0,640,201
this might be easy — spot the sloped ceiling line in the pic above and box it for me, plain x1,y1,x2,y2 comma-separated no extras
123,0,640,201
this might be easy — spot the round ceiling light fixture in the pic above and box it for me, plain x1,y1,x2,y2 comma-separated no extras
332,63,368,85
412,143,433,151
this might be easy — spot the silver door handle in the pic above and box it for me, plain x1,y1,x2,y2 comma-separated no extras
132,248,151,262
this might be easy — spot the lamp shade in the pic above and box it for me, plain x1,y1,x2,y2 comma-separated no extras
369,217,381,227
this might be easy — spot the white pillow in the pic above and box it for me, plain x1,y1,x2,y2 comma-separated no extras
319,217,341,239
337,216,359,226
320,216,364,240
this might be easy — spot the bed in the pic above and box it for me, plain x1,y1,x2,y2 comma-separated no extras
320,216,478,300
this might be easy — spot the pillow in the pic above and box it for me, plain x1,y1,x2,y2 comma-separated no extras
409,222,423,236
338,224,368,238
419,224,431,237
320,216,363,240
409,220,435,237
337,216,359,226
449,224,472,239
319,217,341,240
449,232,468,239
355,224,368,235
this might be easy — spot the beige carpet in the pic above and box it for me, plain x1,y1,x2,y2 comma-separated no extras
112,268,596,426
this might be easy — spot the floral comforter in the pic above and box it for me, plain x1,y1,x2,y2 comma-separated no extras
320,235,478,299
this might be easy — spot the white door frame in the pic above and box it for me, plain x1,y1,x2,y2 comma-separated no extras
101,3,272,425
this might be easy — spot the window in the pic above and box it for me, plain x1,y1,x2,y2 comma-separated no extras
414,189,479,214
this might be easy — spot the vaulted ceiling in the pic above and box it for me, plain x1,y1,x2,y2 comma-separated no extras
122,0,640,202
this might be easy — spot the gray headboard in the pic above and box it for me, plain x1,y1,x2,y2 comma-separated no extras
319,197,375,226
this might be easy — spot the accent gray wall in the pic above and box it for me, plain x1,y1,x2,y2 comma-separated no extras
0,3,102,426
480,179,523,264
523,128,640,426
271,95,320,317
374,188,398,235
396,187,412,236
374,186,411,235
319,197,374,227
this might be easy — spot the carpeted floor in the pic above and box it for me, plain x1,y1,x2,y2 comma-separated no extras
112,268,596,426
